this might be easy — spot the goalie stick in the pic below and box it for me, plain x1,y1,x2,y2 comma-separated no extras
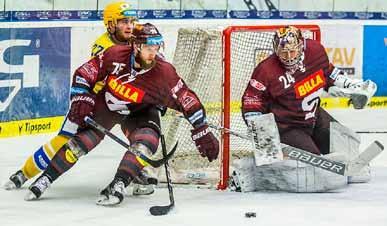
84,116,178,168
171,112,384,175
149,133,175,216
208,123,384,176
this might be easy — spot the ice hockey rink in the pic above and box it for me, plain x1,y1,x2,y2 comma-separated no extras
0,108,386,226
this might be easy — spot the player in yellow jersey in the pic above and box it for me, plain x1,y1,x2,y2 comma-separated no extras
91,1,136,57
3,1,156,196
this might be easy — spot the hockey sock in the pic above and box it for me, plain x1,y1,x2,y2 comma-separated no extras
116,151,144,185
21,135,69,179
44,143,80,182
44,129,102,181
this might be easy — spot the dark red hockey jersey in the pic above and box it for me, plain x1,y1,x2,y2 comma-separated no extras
72,44,206,126
242,39,337,129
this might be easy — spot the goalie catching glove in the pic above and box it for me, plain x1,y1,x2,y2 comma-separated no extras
191,124,219,162
329,69,377,109
68,93,96,127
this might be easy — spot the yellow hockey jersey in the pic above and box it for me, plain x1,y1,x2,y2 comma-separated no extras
91,32,115,57
90,32,117,93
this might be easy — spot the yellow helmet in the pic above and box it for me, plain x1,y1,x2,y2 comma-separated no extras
103,1,137,28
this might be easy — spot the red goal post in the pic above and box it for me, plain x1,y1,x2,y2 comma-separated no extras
220,25,321,189
161,24,321,190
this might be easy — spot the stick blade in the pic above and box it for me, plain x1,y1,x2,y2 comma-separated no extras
346,140,384,175
149,205,174,216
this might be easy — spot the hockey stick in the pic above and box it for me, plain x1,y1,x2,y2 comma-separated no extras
84,116,178,168
149,133,175,216
356,131,387,134
207,123,384,176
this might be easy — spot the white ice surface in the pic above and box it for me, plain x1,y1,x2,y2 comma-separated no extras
0,109,386,226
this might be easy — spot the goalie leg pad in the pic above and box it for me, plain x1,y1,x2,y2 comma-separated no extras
330,122,361,163
230,156,258,192
326,121,373,183
231,156,348,193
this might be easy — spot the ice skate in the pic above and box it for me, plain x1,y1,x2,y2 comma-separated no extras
3,170,28,190
24,175,52,201
96,178,127,206
132,170,157,196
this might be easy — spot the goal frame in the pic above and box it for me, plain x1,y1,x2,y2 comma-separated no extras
219,25,321,189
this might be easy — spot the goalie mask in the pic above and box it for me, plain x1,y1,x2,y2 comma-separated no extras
132,23,165,69
273,26,304,69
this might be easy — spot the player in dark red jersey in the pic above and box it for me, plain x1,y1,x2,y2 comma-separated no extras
242,26,377,155
3,1,157,197
24,23,219,205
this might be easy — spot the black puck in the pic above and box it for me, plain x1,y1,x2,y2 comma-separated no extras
245,212,256,218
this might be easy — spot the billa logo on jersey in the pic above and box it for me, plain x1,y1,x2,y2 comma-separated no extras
107,76,145,103
294,69,326,98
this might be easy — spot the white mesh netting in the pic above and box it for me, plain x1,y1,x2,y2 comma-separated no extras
155,26,320,188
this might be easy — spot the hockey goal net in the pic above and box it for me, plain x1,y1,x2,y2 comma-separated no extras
159,25,321,189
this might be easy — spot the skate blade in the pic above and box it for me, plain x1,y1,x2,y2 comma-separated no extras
3,180,17,190
96,195,121,206
24,191,39,201
132,184,155,196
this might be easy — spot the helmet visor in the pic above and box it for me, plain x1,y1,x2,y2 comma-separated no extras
145,36,164,45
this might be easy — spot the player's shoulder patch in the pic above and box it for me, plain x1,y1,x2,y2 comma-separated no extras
249,79,266,91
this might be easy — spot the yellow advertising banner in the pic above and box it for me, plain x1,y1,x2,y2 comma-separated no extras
0,116,65,138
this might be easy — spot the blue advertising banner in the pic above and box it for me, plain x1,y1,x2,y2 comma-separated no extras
10,11,99,21
0,27,71,122
0,10,386,21
363,25,387,96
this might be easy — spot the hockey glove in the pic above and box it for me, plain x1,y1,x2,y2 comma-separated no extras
330,79,377,109
330,69,377,109
68,93,96,127
191,124,219,162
